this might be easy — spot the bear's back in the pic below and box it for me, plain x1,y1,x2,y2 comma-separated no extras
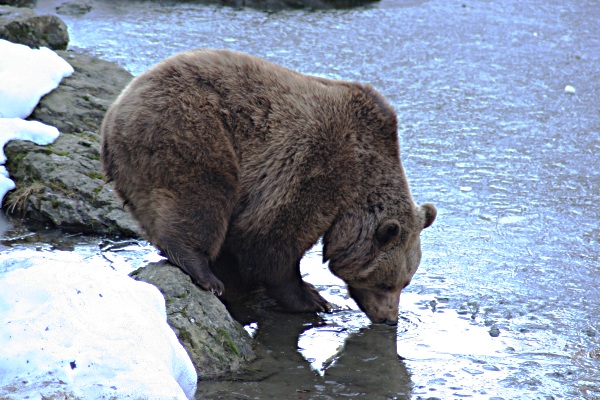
106,49,398,157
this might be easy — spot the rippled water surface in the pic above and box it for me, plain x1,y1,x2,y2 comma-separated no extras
8,0,600,398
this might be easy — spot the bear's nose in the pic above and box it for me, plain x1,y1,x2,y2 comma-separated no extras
383,318,398,326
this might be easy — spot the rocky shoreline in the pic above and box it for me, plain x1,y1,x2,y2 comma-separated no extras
1,2,257,386
0,3,69,49
1,4,137,235
3,48,139,236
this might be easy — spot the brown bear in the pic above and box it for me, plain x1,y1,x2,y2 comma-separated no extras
101,49,436,325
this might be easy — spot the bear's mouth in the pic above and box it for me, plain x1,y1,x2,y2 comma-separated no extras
368,315,398,326
347,286,402,326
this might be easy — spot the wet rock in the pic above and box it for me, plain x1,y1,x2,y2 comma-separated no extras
130,261,256,378
56,1,92,16
30,50,133,134
0,0,36,7
0,5,68,50
3,50,137,236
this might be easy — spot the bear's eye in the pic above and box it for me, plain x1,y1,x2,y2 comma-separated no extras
376,219,401,246
377,284,394,292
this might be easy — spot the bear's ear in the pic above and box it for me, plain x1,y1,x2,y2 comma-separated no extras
420,203,437,229
375,219,401,247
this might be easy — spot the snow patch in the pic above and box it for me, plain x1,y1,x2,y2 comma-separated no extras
0,250,197,399
0,39,74,119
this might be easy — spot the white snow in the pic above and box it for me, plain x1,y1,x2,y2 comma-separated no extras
0,39,74,204
0,39,74,119
0,250,198,399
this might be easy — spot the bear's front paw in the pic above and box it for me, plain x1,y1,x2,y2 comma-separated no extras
173,256,225,296
196,274,225,297
270,281,330,314
301,281,330,313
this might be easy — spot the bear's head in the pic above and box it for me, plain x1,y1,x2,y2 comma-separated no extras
323,203,436,325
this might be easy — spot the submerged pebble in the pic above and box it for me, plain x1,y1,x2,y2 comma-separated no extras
489,327,501,337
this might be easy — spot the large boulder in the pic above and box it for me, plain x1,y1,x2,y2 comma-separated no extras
3,50,138,236
30,50,133,135
0,5,68,50
131,261,256,378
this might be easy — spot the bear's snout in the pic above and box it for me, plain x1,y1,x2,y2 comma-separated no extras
347,286,401,326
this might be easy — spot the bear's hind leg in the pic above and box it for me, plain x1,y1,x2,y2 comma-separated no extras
133,188,235,296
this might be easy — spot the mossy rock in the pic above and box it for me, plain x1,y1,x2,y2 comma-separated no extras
131,262,256,379
3,132,138,236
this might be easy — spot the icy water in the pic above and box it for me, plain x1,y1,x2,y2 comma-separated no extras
6,0,599,398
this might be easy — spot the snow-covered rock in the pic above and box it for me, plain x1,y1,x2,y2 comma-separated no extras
0,40,137,234
0,39,73,119
0,250,197,399
0,39,73,204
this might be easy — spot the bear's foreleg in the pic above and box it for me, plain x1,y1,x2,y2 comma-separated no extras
241,248,329,313
265,274,330,313
159,241,225,296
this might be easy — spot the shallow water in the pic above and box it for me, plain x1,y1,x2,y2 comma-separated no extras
8,0,600,398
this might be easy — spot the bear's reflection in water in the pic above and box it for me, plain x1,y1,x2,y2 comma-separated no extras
198,309,412,399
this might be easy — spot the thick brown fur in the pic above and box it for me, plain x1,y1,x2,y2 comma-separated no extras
101,49,436,323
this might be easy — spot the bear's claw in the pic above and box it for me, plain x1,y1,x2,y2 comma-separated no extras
192,271,225,297
303,282,330,313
